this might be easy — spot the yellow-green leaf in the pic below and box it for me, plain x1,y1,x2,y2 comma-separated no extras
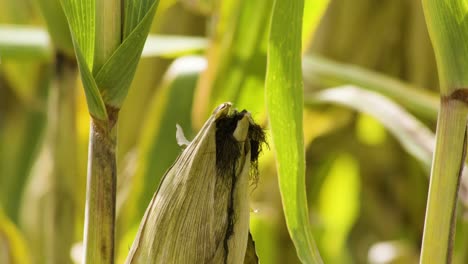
265,0,323,263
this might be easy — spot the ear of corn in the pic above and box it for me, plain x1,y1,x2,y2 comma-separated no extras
126,103,265,264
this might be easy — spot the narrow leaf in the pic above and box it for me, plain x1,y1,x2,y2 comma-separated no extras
265,0,323,263
59,0,107,119
59,0,95,68
73,39,107,120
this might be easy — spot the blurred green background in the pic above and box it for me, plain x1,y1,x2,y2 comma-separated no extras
0,0,450,263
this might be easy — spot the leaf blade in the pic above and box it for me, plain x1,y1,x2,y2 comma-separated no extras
59,0,107,119
265,0,323,263
72,38,108,120
59,0,95,68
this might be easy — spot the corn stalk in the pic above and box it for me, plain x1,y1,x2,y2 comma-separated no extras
420,1,468,263
58,0,160,262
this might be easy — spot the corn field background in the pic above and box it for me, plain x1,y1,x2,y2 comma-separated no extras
2,0,468,263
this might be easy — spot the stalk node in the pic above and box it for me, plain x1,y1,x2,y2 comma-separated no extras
446,89,468,104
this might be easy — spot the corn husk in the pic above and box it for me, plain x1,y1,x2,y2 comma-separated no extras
126,103,265,263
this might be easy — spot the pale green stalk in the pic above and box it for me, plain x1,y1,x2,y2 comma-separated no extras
83,110,119,264
420,0,468,263
82,2,121,263
59,1,160,261
421,99,467,263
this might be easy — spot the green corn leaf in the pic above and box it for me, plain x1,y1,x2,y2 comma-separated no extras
59,0,160,117
123,0,155,36
59,0,95,68
72,38,108,120
59,0,108,119
265,0,323,263
94,0,159,107
423,0,468,94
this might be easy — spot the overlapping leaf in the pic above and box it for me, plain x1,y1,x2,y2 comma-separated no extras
59,0,105,119
59,0,160,119
94,1,159,107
